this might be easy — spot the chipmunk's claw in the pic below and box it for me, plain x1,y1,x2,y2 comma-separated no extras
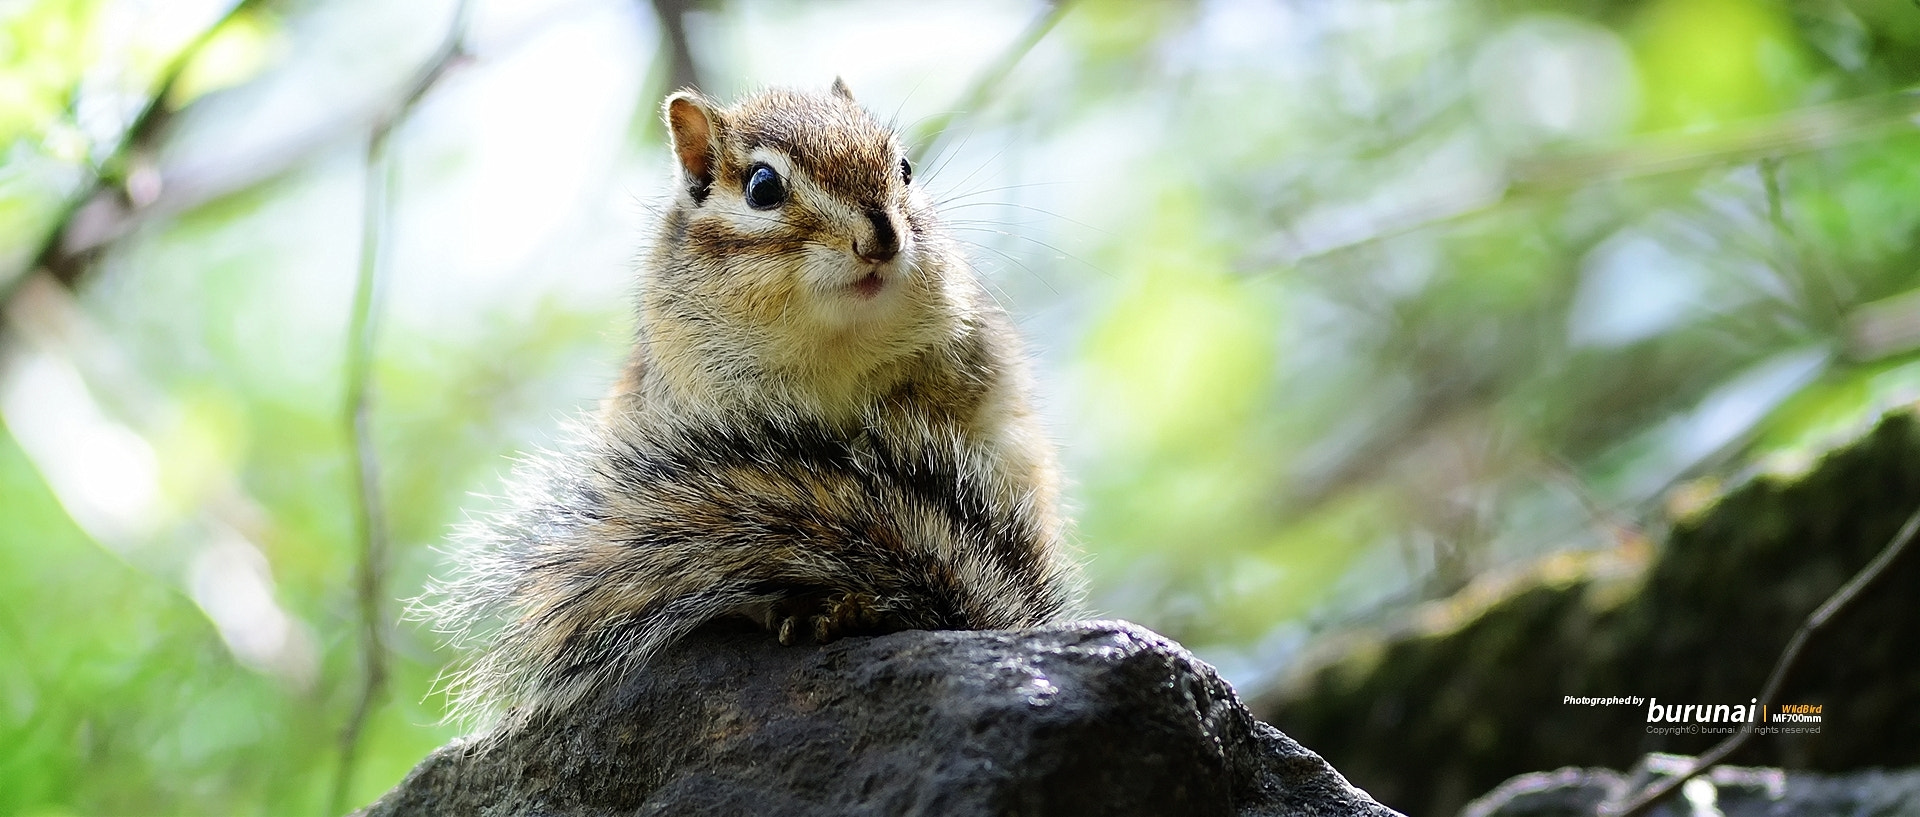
770,591,884,645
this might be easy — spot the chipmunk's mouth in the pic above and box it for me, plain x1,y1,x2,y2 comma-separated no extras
848,271,885,300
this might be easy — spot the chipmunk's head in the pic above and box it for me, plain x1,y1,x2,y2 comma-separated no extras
659,81,941,315
642,81,966,412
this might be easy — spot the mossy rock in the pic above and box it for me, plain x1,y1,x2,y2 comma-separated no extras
1255,411,1920,816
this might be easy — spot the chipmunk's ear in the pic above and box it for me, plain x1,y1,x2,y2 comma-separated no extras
664,90,722,203
830,76,855,102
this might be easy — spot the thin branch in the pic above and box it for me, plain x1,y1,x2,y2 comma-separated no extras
1604,501,1920,817
1537,453,1645,548
907,0,1074,170
1512,90,1920,193
329,1,473,813
1254,89,1920,270
1761,153,1852,333
329,133,398,817
645,0,704,93
1,0,266,297
1,1,604,315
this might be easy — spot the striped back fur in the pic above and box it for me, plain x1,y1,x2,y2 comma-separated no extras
414,84,1082,724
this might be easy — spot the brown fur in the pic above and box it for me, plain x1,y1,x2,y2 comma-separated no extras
417,83,1080,723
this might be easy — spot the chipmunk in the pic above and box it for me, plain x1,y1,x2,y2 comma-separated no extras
417,80,1082,722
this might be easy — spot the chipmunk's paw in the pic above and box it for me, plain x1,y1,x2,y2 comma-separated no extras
771,591,883,646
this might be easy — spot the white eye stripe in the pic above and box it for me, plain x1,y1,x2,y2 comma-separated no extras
707,149,797,234
747,148,793,179
713,203,794,236
717,148,909,253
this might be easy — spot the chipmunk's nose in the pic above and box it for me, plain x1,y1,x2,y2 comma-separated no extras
855,208,899,264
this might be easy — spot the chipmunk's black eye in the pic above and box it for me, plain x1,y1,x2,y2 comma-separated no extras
744,163,786,209
899,157,912,185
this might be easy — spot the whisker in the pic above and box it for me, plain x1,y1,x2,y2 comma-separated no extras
939,199,1106,236
898,108,958,138
947,224,1108,280
934,181,1073,206
920,119,974,182
955,235,1061,298
930,146,1010,207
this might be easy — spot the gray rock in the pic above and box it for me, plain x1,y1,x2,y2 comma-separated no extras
1462,754,1920,817
357,620,1401,817
1256,412,1920,815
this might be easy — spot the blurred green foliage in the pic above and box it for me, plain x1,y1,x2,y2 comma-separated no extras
3,0,1919,813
